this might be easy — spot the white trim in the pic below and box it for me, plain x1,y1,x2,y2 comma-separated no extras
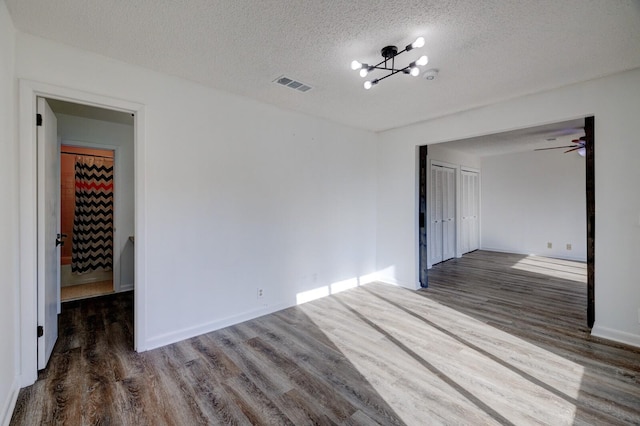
377,277,420,290
145,302,290,351
18,79,147,387
0,377,19,426
60,139,123,293
591,324,640,349
460,166,480,174
119,282,134,292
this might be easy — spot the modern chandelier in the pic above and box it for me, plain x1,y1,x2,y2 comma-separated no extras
351,37,428,89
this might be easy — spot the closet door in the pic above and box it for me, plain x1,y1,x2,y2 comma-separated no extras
429,166,443,265
461,172,471,254
429,164,456,265
441,167,456,261
461,170,480,254
469,171,480,251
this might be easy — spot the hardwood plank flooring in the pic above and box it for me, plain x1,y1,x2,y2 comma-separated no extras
11,251,640,425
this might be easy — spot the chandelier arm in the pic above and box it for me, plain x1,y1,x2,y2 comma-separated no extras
371,65,399,72
374,65,412,84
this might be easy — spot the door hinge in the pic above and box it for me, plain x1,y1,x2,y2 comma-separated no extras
37,325,43,337
36,113,42,126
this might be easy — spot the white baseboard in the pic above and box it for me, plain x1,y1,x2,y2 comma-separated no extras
145,302,290,351
118,282,134,292
1,377,19,426
377,277,419,290
143,275,415,351
591,324,640,348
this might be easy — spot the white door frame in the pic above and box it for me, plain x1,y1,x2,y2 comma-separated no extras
18,79,147,387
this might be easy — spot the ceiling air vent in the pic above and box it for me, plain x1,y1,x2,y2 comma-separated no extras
274,76,313,93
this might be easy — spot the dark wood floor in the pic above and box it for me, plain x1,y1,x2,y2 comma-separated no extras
11,251,640,425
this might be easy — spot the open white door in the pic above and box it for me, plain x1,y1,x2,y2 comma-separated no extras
37,97,59,370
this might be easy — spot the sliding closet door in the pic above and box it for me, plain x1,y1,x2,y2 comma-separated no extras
461,170,480,254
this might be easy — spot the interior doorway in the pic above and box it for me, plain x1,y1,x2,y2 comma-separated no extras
19,80,146,386
36,96,135,370
418,116,595,328
48,99,136,303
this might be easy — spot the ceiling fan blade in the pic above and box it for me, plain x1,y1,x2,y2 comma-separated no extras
534,146,574,151
564,146,583,153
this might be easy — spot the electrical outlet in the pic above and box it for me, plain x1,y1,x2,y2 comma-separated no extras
257,288,264,299
547,242,552,249
566,243,572,250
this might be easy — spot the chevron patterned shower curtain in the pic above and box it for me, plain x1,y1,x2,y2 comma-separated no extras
71,155,114,274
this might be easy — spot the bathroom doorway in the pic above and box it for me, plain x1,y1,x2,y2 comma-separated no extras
48,98,136,303
19,80,146,383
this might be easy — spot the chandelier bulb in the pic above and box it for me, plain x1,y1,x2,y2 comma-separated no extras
411,37,425,49
416,55,429,66
351,60,362,71
359,68,368,78
364,81,373,90
410,67,420,77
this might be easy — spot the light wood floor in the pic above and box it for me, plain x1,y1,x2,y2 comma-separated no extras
60,280,114,302
11,251,640,425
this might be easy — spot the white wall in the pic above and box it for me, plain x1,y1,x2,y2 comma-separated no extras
0,1,19,424
15,33,378,350
481,149,586,260
57,113,135,289
377,68,640,347
428,144,481,170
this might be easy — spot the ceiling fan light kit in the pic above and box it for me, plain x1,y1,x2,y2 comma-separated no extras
351,36,429,89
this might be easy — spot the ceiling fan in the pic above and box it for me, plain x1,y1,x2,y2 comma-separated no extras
535,136,586,156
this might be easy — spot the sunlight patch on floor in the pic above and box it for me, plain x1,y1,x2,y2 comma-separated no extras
295,271,381,305
300,286,585,425
510,255,587,283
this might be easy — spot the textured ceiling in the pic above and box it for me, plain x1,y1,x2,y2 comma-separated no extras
6,0,640,132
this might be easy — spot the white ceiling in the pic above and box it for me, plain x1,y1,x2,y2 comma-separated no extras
6,1,640,132
440,118,585,157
